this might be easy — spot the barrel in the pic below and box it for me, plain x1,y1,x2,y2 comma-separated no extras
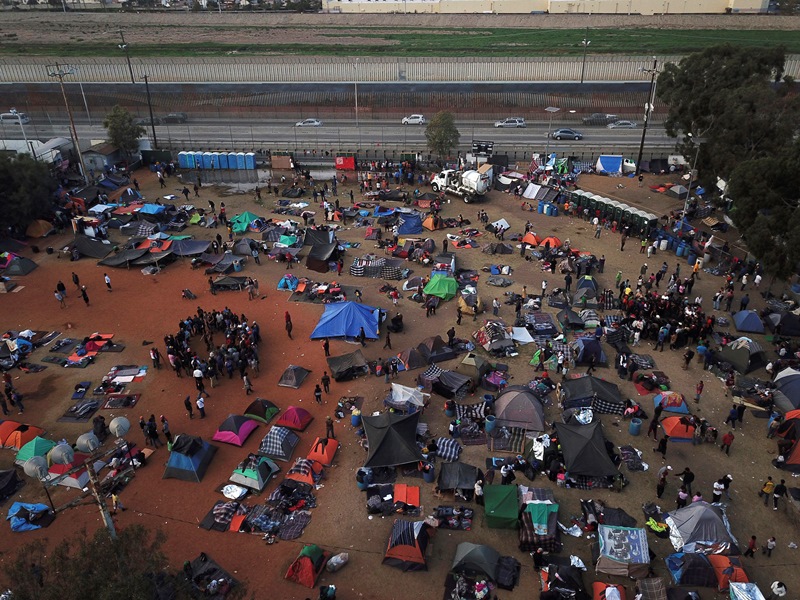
543,204,551,216
233,259,243,272
351,413,362,427
628,418,642,436
538,200,545,214
659,239,669,251
483,394,495,409
551,206,558,217
422,465,436,484
445,407,455,418
485,415,496,433
687,253,697,267
676,242,686,257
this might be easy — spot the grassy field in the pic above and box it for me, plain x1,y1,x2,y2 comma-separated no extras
3,27,800,56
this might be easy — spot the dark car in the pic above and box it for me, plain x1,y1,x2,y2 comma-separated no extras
133,116,163,126
162,112,188,124
550,128,583,140
581,113,618,126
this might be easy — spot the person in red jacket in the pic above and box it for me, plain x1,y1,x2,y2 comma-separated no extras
720,431,735,455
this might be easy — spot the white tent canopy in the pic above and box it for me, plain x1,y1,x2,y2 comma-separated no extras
390,383,425,407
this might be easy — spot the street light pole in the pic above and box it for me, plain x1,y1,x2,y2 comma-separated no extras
9,108,29,156
354,58,360,149
143,74,158,149
118,31,136,85
635,57,660,177
543,106,560,166
682,133,702,229
47,64,87,183
580,27,590,84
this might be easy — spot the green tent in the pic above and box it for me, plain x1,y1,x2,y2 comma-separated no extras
279,234,298,247
230,211,263,234
15,436,55,466
229,453,279,491
483,484,519,529
423,275,458,301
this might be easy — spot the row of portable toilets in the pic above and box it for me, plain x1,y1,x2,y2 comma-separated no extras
569,189,660,236
177,151,257,171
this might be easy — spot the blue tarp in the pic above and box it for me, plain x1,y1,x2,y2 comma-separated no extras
596,155,623,174
373,206,396,218
310,301,380,340
97,178,121,190
733,310,764,334
278,275,299,291
7,502,51,532
139,203,166,215
397,213,423,235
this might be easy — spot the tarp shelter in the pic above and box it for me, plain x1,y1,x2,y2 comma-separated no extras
660,416,695,442
7,502,53,532
451,543,500,581
362,412,423,468
718,337,767,374
230,211,264,235
303,229,335,246
570,338,607,365
428,369,471,400
666,502,738,554
310,302,380,340
278,365,310,389
0,469,22,501
596,525,651,578
243,398,280,424
558,308,585,329
73,235,113,259
384,383,426,412
275,406,314,431
493,386,546,431
733,311,764,334
162,435,217,482
229,453,279,491
211,415,258,446
554,421,619,477
423,276,458,301
306,242,340,273
307,437,339,466
437,462,481,495
654,392,689,414
483,485,519,529
285,544,330,588
170,239,210,256
258,426,300,462
397,213,423,235
383,520,431,571
560,376,623,414
3,257,37,276
327,349,369,381
454,353,490,383
15,436,55,466
767,312,800,337
596,155,624,175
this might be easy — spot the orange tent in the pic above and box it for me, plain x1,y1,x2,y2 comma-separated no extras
285,545,330,588
661,416,695,441
307,437,339,467
786,409,800,421
4,425,44,450
539,236,562,248
285,458,324,487
521,232,540,246
708,555,748,591
382,520,431,571
0,421,22,446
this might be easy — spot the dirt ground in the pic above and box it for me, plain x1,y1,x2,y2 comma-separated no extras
0,168,797,599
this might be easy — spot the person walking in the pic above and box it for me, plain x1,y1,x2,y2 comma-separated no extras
321,371,331,394
196,393,206,419
676,486,689,509
322,338,330,357
724,405,739,429
56,280,67,298
111,493,126,515
647,416,660,440
80,285,90,306
184,395,194,419
763,536,777,557
104,273,112,292
285,318,293,339
242,373,253,395
150,347,162,369
653,435,669,459
712,478,725,503
720,430,735,455
773,479,787,510
358,327,366,347
193,367,207,395
161,416,172,443
314,384,323,405
586,354,597,374
456,306,463,326
656,465,672,498
54,289,66,308
383,330,392,350
325,416,335,439
759,476,776,505
72,271,80,290
678,467,695,496
694,380,704,404
743,536,757,558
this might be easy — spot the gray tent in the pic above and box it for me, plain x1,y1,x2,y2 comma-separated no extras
560,376,623,414
278,365,310,389
451,542,500,581
3,257,38,276
303,229,335,246
454,353,490,383
437,462,482,494
306,243,340,273
718,337,767,374
362,412,423,468
73,235,113,259
493,386,546,431
171,239,211,256
98,248,149,267
665,502,738,555
557,308,585,329
554,421,618,478
233,238,258,256
326,350,369,382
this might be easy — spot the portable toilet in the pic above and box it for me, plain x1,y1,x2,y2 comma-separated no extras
202,152,214,170
178,151,190,170
592,196,608,217
572,190,588,207
210,152,221,170
585,194,598,213
628,209,646,234
605,200,621,220
614,203,629,223
621,204,635,224
644,212,659,234
217,152,229,170
228,152,239,170
190,152,201,169
236,152,246,170
245,152,256,170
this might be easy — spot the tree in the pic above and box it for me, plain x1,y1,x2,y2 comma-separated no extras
0,154,57,234
425,111,460,158
103,105,146,158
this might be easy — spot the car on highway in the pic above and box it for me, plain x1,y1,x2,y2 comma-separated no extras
607,120,637,129
549,128,583,140
162,112,188,124
494,117,526,128
134,117,163,126
295,118,323,127
581,113,618,126
401,114,426,125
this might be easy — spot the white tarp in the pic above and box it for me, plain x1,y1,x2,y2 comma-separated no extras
522,183,541,199
491,218,510,231
511,327,535,345
390,383,425,407
730,583,765,600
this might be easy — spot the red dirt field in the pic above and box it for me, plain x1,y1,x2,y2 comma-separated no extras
0,167,797,600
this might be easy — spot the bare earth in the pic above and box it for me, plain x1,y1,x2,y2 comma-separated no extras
0,169,797,599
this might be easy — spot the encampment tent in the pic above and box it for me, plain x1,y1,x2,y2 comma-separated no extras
310,302,380,340
306,242,341,273
554,421,618,478
493,386,546,431
423,276,458,301
397,213,423,235
258,426,300,462
73,235,113,258
3,257,37,276
397,346,429,371
665,552,717,587
26,219,55,238
230,211,265,235
718,337,767,374
278,365,310,388
15,436,55,466
560,376,623,414
362,412,423,468
654,392,689,414
661,416,695,442
733,311,764,334
483,485,519,529
162,435,217,482
596,155,624,175
212,415,258,446
666,502,738,554
244,398,280,424
383,520,431,571
307,437,339,466
454,353,490,383
767,312,800,337
558,308,585,330
384,383,426,412
774,367,800,412
285,544,329,588
570,338,607,365
437,461,481,496
596,524,651,578
303,229,335,246
451,543,500,581
275,406,313,431
4,425,44,451
327,349,369,381
0,469,22,501
229,453,279,491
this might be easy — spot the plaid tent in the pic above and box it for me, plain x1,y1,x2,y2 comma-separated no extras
435,437,463,463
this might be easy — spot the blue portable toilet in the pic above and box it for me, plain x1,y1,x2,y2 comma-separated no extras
236,152,246,170
202,152,214,170
178,151,190,169
192,152,202,168
184,152,196,169
245,152,256,170
210,152,220,170
228,152,239,170
217,153,229,170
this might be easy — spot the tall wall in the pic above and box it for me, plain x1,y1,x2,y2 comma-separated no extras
327,0,767,12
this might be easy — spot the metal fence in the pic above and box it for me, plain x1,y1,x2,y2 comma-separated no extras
8,54,798,84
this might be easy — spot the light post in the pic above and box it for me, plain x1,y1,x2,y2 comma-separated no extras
682,133,702,229
354,58,361,148
579,27,590,84
9,108,29,156
117,31,136,85
47,63,88,183
143,74,158,149
635,57,660,176
543,106,560,165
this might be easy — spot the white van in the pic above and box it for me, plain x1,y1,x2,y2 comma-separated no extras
0,112,30,124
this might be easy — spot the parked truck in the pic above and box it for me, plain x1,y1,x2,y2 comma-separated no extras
430,169,490,203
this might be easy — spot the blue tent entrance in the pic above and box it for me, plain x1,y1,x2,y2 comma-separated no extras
733,310,764,334
310,301,380,340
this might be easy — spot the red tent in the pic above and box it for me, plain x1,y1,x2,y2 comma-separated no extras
708,555,748,591
307,437,339,466
661,416,695,442
285,545,330,588
275,406,314,431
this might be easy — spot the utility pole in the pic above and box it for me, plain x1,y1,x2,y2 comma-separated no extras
580,27,590,84
143,75,158,149
47,63,87,183
635,57,660,177
118,31,136,85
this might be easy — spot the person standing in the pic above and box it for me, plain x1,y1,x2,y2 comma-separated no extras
773,479,787,510
54,290,66,308
11,391,23,414
196,393,206,419
321,371,331,394
243,373,252,395
80,285,90,306
325,416,335,439
322,338,330,357
104,273,112,292
656,465,672,498
72,271,80,290
111,493,126,515
474,479,484,506
285,318,293,340
150,347,162,370
760,477,776,505
358,327,366,347
193,367,207,395
712,478,725,503
456,306,463,326
383,330,392,350
678,467,695,495
0,395,8,416
184,395,194,419
161,416,172,443
56,280,67,298
541,279,548,297
676,486,689,509
720,430,735,455
763,536,777,557
653,435,668,459
586,353,596,374
695,380,704,404
736,403,747,427
314,384,323,405
743,536,757,558
492,298,500,316
647,416,660,440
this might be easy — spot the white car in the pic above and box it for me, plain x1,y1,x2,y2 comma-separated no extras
494,117,526,128
401,114,426,125
607,120,637,129
295,118,322,127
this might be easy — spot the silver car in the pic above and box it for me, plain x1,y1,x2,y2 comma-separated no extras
295,118,323,127
607,120,637,129
402,114,426,125
494,117,526,128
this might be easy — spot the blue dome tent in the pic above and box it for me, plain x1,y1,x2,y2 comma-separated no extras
310,302,380,340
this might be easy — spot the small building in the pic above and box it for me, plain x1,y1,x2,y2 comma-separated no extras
82,142,122,175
